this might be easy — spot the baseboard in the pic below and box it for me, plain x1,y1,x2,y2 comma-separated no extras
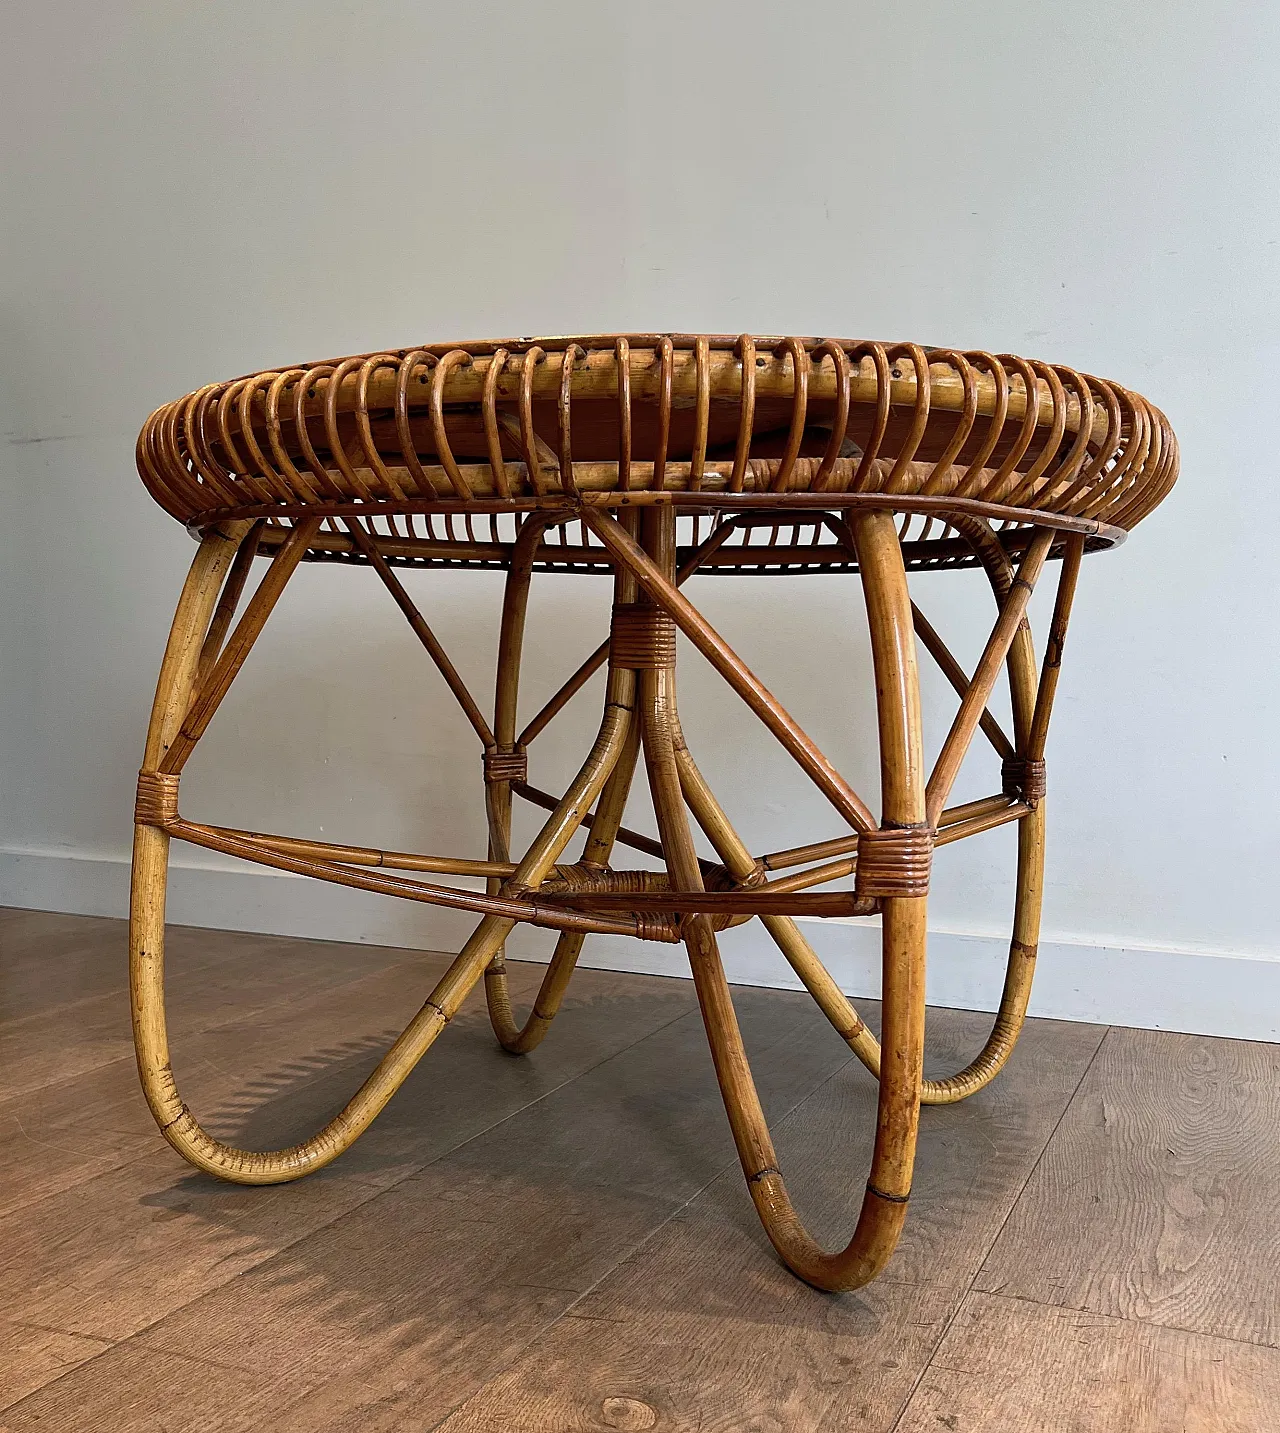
3,846,1276,1042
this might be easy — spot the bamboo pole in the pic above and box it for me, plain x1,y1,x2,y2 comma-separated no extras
1028,532,1085,761
582,506,878,833
167,818,654,938
199,824,514,878
489,722,645,1054
512,779,671,864
924,528,1053,825
911,601,1015,761
158,517,322,775
484,512,646,1052
671,726,880,1058
515,513,742,750
342,516,495,747
195,519,263,688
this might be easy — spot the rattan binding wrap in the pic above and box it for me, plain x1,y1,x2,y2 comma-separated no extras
853,825,934,899
1002,756,1048,804
609,603,678,668
482,747,528,785
135,771,180,827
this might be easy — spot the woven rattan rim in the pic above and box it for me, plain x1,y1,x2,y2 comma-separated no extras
137,333,1176,572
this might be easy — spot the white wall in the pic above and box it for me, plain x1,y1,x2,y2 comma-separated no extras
4,2,1278,1037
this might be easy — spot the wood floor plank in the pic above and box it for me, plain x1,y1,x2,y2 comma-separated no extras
762,1007,1104,1281
169,959,698,1194
0,990,152,1104
437,1206,956,1433
0,956,445,1220
80,986,855,1431
0,911,411,1026
435,1008,1105,1432
0,1054,160,1220
0,1147,384,1349
0,906,97,948
0,1318,110,1412
1,907,124,961
0,921,424,1098
0,945,486,1217
0,1341,306,1432
0,961,690,1350
1,910,139,1023
894,1291,1280,1433
0,908,561,1217
975,1027,1280,1348
434,981,855,1207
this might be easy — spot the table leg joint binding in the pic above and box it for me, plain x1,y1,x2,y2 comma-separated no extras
609,602,678,669
135,770,181,827
853,823,934,899
483,746,528,784
1002,756,1047,804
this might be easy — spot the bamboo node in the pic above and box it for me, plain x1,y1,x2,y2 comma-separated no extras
135,771,180,827
866,1181,911,1205
483,747,528,785
609,603,677,669
854,824,933,899
748,1165,782,1185
1002,756,1047,804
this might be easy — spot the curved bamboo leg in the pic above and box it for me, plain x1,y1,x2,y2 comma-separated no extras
902,524,1053,1103
827,524,1073,1106
915,805,1043,1101
908,535,1080,1097
131,525,634,1184
641,506,927,1291
689,521,1063,1107
482,513,550,1049
484,512,644,1052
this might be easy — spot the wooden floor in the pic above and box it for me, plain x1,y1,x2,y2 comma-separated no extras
1,907,1278,1430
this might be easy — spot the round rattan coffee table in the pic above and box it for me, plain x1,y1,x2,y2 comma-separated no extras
131,334,1176,1290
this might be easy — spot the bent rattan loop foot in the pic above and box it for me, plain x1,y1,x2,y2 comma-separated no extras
130,520,635,1182
637,504,927,1290
130,332,1175,1285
